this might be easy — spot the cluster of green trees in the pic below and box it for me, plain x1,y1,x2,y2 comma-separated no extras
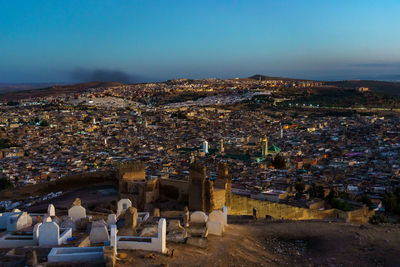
0,138,12,149
307,183,325,199
329,197,352,211
369,214,389,224
0,176,12,191
293,181,354,211
170,111,188,120
383,187,400,214
325,190,353,211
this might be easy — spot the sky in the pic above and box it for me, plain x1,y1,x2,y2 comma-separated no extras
1,0,400,83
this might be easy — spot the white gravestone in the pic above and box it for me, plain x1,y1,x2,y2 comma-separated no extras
43,216,52,223
190,211,208,224
222,206,228,226
33,222,42,243
110,225,117,253
107,214,117,225
38,222,60,246
89,220,110,244
7,212,32,232
47,204,55,217
117,199,132,218
206,221,223,236
68,205,86,222
209,210,225,231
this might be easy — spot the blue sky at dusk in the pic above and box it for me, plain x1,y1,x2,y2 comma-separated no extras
1,0,400,83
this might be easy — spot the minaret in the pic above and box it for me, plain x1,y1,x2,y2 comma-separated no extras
104,138,107,146
219,138,224,154
262,137,268,158
280,124,283,139
203,140,209,154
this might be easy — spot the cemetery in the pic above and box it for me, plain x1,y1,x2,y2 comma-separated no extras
0,197,230,266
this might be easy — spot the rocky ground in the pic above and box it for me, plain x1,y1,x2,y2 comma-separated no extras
117,220,400,267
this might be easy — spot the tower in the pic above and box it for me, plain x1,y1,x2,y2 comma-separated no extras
190,152,195,163
188,163,207,211
219,138,224,154
280,124,283,139
203,140,209,154
262,137,268,158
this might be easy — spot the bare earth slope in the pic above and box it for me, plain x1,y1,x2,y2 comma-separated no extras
117,220,400,267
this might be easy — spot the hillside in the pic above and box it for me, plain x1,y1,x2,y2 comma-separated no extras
0,81,125,101
117,220,400,267
249,74,310,81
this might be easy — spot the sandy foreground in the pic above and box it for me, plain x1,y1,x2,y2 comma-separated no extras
116,220,400,267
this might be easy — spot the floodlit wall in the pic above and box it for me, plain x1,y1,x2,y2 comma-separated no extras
118,161,146,181
346,206,374,223
230,194,373,223
213,189,226,210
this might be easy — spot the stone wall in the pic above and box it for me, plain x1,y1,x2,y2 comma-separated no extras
159,179,189,201
213,189,226,210
346,206,374,223
230,194,373,223
188,163,206,211
118,161,145,181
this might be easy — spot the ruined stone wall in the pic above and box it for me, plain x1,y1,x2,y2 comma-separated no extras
205,179,214,213
225,176,232,208
159,179,189,201
214,162,228,189
230,194,372,223
213,189,226,210
346,206,375,223
145,179,160,204
118,161,145,181
188,163,206,211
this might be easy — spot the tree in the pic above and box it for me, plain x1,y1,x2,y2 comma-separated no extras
0,138,11,149
0,177,12,191
295,181,305,194
308,183,325,199
330,198,352,211
383,192,397,213
369,214,389,224
39,120,49,126
360,194,372,208
271,153,286,169
326,188,338,201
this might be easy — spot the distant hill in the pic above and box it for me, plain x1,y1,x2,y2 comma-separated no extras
248,74,310,81
0,81,125,101
0,83,64,93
